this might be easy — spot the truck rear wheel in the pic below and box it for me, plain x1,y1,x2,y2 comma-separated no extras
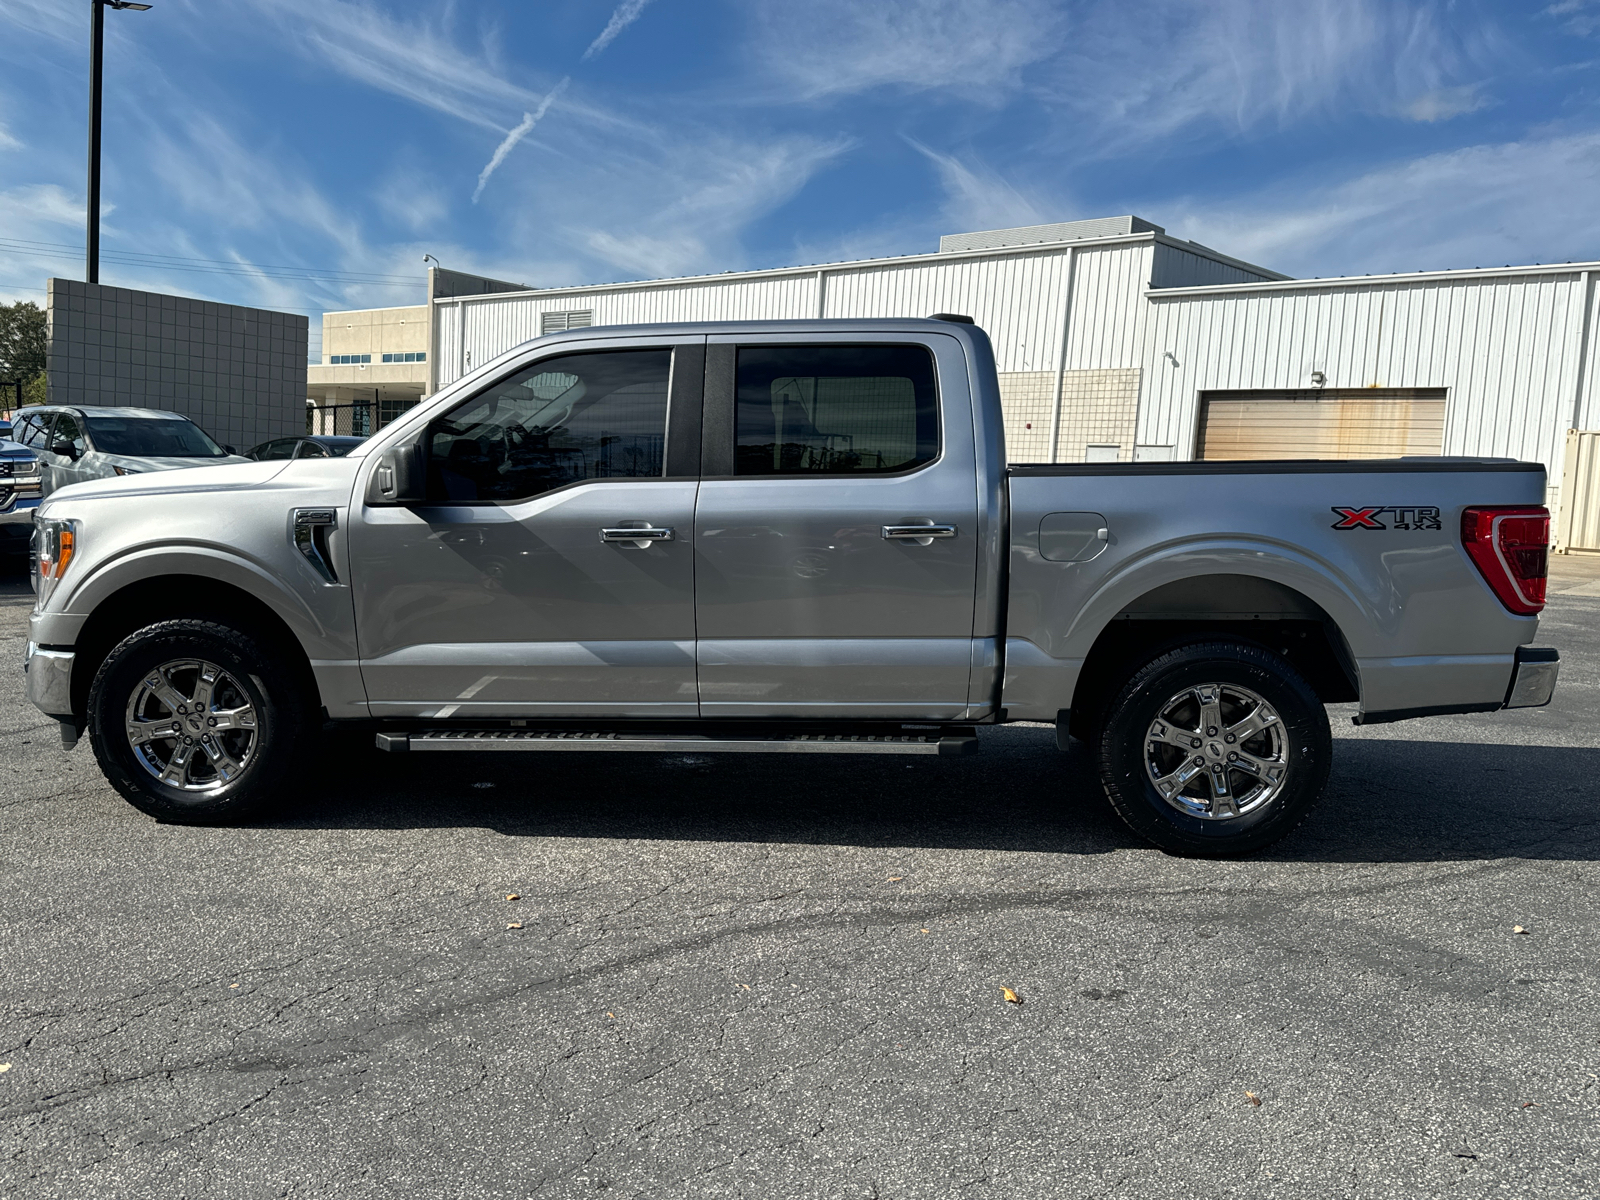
86,619,313,824
1095,640,1330,856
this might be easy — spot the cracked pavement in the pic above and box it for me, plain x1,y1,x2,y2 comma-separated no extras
1,556,1598,1199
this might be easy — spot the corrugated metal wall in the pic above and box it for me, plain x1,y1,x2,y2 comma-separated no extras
1152,243,1281,289
428,237,1599,492
1557,429,1600,552
1141,271,1600,484
823,255,1070,373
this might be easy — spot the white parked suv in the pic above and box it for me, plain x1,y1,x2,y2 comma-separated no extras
9,405,249,497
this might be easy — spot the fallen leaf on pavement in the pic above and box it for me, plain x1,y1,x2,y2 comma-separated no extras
1245,1091,1262,1107
1521,1102,1539,1108
1001,987,1021,1005
920,928,930,934
1513,925,1528,934
229,983,240,989
0,1064,9,1073
506,893,520,901
607,1012,616,1019
506,922,523,930
888,876,903,882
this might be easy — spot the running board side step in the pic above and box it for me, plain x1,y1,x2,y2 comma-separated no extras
375,729,978,756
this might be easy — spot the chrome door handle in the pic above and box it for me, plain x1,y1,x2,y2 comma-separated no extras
600,526,675,548
882,524,957,546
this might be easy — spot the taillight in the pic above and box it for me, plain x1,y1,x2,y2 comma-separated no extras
1461,506,1548,615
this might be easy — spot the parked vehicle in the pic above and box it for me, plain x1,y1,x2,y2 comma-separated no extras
10,405,250,497
246,435,365,461
0,433,42,560
21,318,1560,854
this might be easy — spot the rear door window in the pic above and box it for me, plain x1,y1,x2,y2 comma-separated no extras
734,345,939,476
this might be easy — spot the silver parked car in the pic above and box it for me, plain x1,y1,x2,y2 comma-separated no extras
0,433,42,560
10,405,250,497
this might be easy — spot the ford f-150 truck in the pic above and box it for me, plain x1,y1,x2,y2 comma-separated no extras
22,318,1560,854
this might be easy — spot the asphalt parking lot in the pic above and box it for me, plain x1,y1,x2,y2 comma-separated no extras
1,555,1598,1200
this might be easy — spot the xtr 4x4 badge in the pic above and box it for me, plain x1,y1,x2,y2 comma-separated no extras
1331,505,1441,531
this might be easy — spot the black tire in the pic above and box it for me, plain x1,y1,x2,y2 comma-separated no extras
87,619,314,824
1096,640,1330,856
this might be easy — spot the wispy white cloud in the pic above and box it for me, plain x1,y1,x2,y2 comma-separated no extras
0,122,22,152
1042,0,1505,149
565,131,856,279
747,0,1063,100
473,78,569,203
243,0,547,131
0,0,81,42
1162,130,1600,277
1401,85,1488,123
1546,0,1600,36
905,140,1046,233
583,0,654,61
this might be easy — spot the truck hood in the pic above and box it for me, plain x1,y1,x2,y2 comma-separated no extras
88,451,254,474
0,438,35,462
43,459,292,505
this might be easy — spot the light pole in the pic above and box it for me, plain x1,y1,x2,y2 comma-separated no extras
87,0,151,285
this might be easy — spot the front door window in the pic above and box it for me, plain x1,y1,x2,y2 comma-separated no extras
427,349,671,502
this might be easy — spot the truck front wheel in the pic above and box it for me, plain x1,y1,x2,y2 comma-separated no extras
86,619,313,824
1096,640,1330,856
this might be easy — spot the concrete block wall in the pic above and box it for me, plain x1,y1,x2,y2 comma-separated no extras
46,279,308,451
1057,368,1142,463
996,371,1058,462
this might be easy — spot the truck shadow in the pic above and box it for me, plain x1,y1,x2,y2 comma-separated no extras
279,725,1600,864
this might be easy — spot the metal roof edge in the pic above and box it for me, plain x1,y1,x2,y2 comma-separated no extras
433,231,1177,307
1147,260,1600,298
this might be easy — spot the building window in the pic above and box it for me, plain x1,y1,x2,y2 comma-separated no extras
378,397,418,429
541,310,594,335
329,354,371,365
381,352,427,364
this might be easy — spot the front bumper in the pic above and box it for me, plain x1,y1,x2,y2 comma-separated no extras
23,641,74,720
0,495,40,536
1504,645,1560,709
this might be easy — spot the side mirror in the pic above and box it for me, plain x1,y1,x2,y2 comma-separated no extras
50,439,78,461
223,445,237,455
366,436,427,505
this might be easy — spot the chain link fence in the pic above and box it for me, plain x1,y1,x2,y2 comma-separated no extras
307,398,419,438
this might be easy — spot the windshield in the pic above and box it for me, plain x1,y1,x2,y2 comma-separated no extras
83,415,226,458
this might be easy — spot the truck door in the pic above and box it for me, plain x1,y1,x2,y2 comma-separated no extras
349,339,704,720
693,334,979,719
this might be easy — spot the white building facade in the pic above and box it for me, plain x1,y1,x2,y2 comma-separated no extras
426,216,1600,528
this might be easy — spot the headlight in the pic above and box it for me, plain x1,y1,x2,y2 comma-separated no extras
113,465,143,476
35,517,78,605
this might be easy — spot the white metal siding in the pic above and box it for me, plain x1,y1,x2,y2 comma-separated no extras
1141,272,1592,480
1557,429,1600,552
1152,244,1278,289
1063,244,1150,371
822,254,1071,373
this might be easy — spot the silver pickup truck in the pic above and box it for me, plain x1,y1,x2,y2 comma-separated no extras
22,318,1560,854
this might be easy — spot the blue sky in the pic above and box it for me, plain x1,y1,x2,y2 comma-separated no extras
2,0,1599,358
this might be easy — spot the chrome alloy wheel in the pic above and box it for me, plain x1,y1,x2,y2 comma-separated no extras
124,659,258,791
1144,682,1289,821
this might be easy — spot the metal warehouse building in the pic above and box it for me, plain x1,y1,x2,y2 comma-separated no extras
419,215,1600,546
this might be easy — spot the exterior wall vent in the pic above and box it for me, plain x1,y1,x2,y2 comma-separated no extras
541,310,594,335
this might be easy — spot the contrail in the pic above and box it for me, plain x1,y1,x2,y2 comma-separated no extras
472,77,569,203
583,0,654,61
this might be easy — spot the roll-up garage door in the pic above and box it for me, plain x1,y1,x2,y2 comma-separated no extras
1198,389,1447,460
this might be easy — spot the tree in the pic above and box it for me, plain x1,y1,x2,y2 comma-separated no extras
0,300,48,407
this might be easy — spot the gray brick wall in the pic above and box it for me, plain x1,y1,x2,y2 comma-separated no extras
45,279,307,452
